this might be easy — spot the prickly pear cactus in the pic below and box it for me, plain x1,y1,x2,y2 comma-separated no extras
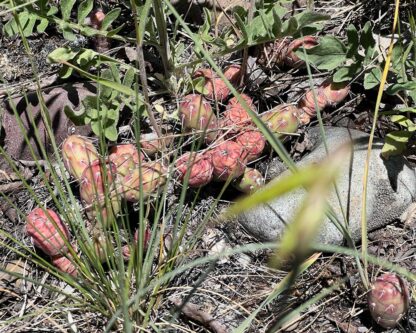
79,160,120,227
260,105,299,138
26,208,70,257
211,141,247,181
233,168,265,193
368,273,410,329
235,130,266,162
176,151,214,187
62,135,99,180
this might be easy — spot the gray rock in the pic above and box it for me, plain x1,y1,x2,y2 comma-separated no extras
238,127,416,245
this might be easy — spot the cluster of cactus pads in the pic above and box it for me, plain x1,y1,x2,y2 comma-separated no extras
176,37,349,191
25,135,167,274
24,35,352,277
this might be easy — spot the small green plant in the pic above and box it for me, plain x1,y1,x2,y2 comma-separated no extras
2,0,122,40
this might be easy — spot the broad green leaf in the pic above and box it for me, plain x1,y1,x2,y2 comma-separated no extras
101,8,121,30
390,115,416,130
296,36,347,70
76,48,97,67
363,67,382,90
386,81,416,95
61,0,76,21
83,95,98,110
36,18,49,33
23,14,37,36
123,68,135,88
381,131,413,159
346,24,359,58
281,16,298,37
360,22,376,65
104,124,118,141
271,8,282,37
62,26,76,41
295,11,329,29
77,0,93,23
333,64,361,83
59,65,73,79
47,47,78,63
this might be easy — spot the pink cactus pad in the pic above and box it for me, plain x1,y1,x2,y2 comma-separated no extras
176,151,214,187
235,130,266,162
62,135,99,180
211,141,247,181
26,208,70,257
368,273,410,329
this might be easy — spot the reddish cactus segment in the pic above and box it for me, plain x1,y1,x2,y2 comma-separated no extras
122,226,151,260
211,141,247,181
286,36,319,68
109,144,142,164
257,36,318,69
179,94,218,142
118,162,167,202
368,273,410,329
26,208,70,257
52,253,78,276
224,64,242,85
321,80,350,106
233,168,265,193
235,131,266,162
176,151,214,187
298,79,350,124
139,132,173,156
227,94,255,110
260,105,299,138
80,160,120,226
222,107,254,135
194,69,230,101
62,135,99,180
109,144,143,177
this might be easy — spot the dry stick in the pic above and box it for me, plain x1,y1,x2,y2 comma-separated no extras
238,0,256,87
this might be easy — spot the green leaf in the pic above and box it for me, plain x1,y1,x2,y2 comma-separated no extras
390,115,416,130
47,47,78,63
346,24,359,58
381,131,413,159
62,26,76,41
61,0,76,21
106,24,124,37
360,21,376,65
23,15,37,36
363,67,382,90
386,81,416,95
104,124,118,141
295,11,329,29
333,64,361,83
281,16,298,37
123,68,135,88
296,36,347,70
59,65,73,79
37,18,49,33
76,48,97,67
77,0,93,23
101,8,121,30
64,105,87,126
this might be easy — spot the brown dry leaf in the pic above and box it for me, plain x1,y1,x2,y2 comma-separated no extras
0,259,31,292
